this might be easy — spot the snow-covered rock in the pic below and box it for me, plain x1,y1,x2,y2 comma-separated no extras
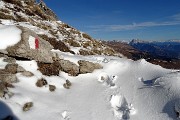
6,26,56,63
0,25,21,50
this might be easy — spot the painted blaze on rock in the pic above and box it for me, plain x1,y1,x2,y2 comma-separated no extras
28,36,39,49
3,26,56,63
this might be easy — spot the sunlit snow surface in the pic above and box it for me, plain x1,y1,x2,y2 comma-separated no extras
1,50,180,120
0,1,179,119
0,25,21,49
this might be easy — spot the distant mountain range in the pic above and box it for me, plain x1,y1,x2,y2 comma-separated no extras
129,39,180,59
103,40,180,69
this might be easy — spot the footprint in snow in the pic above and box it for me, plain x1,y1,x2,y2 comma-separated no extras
98,73,117,87
61,110,70,120
110,94,136,119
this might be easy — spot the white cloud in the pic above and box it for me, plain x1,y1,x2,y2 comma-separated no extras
89,14,180,31
172,13,180,20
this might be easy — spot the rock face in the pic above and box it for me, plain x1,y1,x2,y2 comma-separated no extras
3,26,56,63
78,60,103,74
38,1,58,20
0,0,118,56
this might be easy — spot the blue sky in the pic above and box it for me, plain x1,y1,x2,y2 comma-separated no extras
44,0,180,41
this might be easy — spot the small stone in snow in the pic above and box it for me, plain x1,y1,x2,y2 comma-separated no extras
49,85,56,92
63,83,70,89
66,80,72,86
23,102,33,112
36,78,48,87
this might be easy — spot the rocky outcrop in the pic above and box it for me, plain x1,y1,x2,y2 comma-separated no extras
0,70,17,83
0,0,118,56
78,60,103,74
59,59,79,76
1,26,56,63
21,71,34,77
37,61,61,76
37,59,103,76
38,1,58,20
5,63,18,74
38,59,79,76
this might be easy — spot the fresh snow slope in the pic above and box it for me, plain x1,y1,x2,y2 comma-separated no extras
0,1,180,120
0,25,21,49
1,51,180,120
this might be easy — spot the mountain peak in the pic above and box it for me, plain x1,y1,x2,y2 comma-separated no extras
130,39,148,44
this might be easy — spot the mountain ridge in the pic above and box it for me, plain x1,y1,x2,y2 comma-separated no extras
103,40,180,69
0,0,118,56
129,39,180,59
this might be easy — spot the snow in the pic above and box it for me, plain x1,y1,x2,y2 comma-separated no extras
1,51,180,120
0,19,15,25
0,1,5,8
0,1,180,120
0,25,22,49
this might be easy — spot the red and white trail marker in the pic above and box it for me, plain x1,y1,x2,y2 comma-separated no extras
28,36,39,49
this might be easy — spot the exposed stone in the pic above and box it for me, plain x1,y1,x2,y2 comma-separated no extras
17,66,26,73
78,60,103,74
0,70,18,83
63,83,70,89
38,59,79,76
21,71,34,77
0,82,6,98
66,80,72,86
0,81,14,98
38,1,58,21
37,61,61,76
23,102,33,112
49,85,56,92
3,26,56,63
63,80,72,89
3,57,16,63
4,82,14,88
36,78,47,87
5,63,18,74
59,59,79,76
